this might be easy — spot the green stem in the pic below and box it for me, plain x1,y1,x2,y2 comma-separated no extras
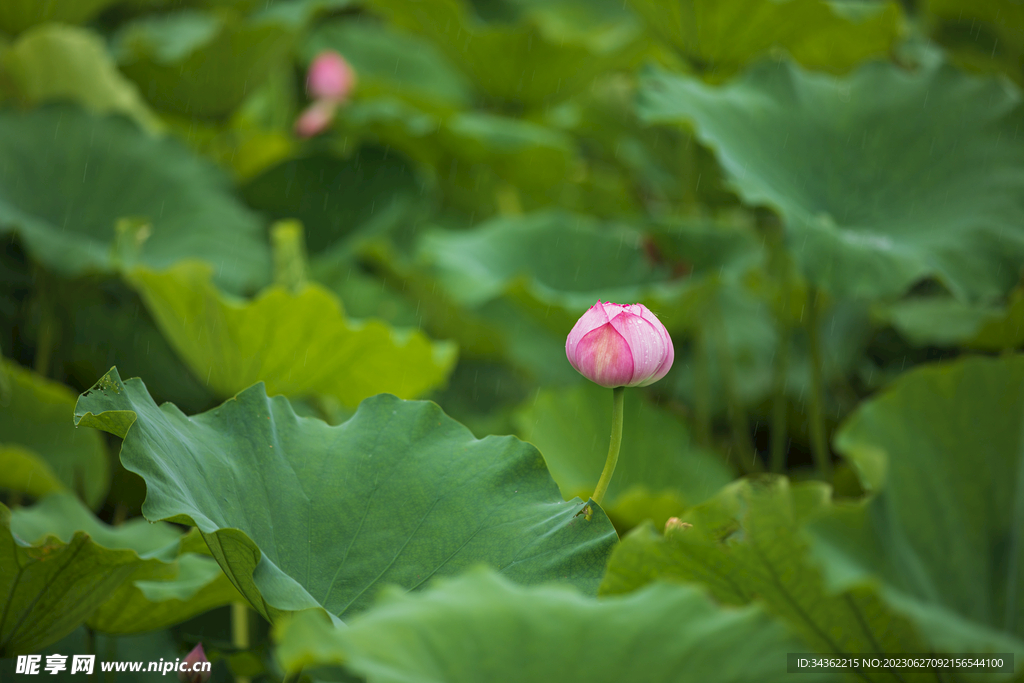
271,220,309,293
84,625,95,657
592,386,625,507
806,289,832,481
232,601,251,683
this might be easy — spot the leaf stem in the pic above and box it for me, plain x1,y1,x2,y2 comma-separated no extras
271,220,309,293
232,601,251,683
592,386,625,506
806,288,832,481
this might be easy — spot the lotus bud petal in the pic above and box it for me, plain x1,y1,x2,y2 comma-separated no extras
294,99,338,138
306,50,356,102
566,301,674,388
179,644,210,683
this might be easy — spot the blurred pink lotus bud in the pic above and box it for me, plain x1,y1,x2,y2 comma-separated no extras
306,50,356,102
566,301,674,388
179,644,211,683
294,99,338,138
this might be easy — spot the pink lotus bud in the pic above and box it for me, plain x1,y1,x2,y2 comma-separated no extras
294,99,338,138
566,301,674,388
306,50,356,102
179,644,211,683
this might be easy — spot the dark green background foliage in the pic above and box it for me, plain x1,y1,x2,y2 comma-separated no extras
2,0,1024,681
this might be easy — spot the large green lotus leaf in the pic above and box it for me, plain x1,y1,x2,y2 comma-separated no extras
0,359,109,508
239,146,423,263
418,210,673,311
0,495,173,655
10,492,182,559
0,25,161,132
9,493,238,636
809,355,1024,656
639,60,1024,302
366,233,584,385
113,6,306,118
514,383,734,516
365,0,643,106
276,568,829,683
438,113,577,213
0,0,119,34
628,0,900,77
399,212,802,390
74,368,619,623
301,18,472,108
600,478,931,679
881,289,1024,351
415,211,749,334
324,100,578,218
129,262,456,407
0,105,270,293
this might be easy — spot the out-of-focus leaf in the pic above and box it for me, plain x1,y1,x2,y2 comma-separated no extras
628,0,900,77
114,5,318,117
881,289,1024,351
327,101,580,218
418,210,672,313
925,0,1024,84
365,0,644,106
515,383,734,522
439,112,577,213
0,445,66,503
58,277,217,416
0,0,120,35
430,358,532,439
0,25,161,132
601,478,931,681
75,368,619,623
0,359,108,508
129,262,456,407
240,146,424,263
301,18,473,108
417,212,763,330
9,493,237,635
811,355,1024,657
275,568,831,683
639,60,1024,301
0,105,270,293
